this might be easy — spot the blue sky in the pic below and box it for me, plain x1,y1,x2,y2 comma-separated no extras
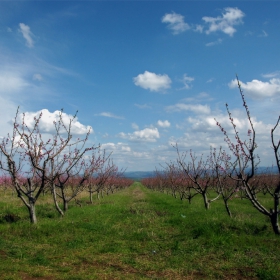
1,1,280,171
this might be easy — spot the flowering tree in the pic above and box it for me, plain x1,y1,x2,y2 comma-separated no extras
50,147,104,216
211,147,240,217
0,108,94,224
216,76,280,234
175,145,220,210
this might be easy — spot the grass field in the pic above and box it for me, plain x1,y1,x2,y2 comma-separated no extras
0,182,279,280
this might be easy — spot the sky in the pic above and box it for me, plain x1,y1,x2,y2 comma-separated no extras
0,1,280,171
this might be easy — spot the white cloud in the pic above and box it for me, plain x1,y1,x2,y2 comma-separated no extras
166,103,211,115
0,71,29,94
179,74,194,90
18,109,92,135
96,112,124,119
101,142,131,152
229,78,280,98
157,120,171,128
121,146,131,152
7,27,12,32
206,38,223,47
202,7,245,36
207,78,215,83
262,71,280,78
131,123,139,130
119,127,160,142
19,23,34,48
162,12,190,34
0,97,19,138
133,71,171,92
194,24,204,33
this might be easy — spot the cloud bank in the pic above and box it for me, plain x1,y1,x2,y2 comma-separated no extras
119,127,160,142
229,78,280,98
18,109,92,135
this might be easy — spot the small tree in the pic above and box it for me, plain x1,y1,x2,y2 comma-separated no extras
0,108,94,224
211,147,240,217
175,145,220,210
50,147,103,216
216,76,280,234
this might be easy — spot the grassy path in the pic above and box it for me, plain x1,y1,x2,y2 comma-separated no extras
0,182,279,279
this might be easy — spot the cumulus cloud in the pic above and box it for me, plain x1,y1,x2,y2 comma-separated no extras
166,103,211,115
157,120,171,128
18,109,92,135
133,71,171,92
96,112,124,119
162,12,190,34
202,7,245,36
19,23,34,48
170,109,276,158
101,142,131,152
229,78,280,98
190,111,274,138
119,127,160,142
121,146,131,152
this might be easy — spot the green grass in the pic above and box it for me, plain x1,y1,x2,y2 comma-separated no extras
0,182,279,279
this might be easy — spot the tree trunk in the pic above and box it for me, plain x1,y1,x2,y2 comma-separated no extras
28,200,37,224
52,185,64,217
270,211,280,235
224,199,232,217
63,199,68,212
202,192,210,209
270,191,280,234
89,191,93,204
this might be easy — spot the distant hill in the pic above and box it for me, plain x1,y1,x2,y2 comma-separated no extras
124,166,278,181
124,171,156,181
255,166,278,174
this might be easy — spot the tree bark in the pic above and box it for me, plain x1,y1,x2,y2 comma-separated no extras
28,200,37,224
224,199,232,217
202,192,210,210
270,211,280,235
52,185,64,217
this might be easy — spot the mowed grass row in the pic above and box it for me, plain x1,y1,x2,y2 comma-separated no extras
0,182,279,280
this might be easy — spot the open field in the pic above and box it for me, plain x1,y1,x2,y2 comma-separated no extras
0,182,279,280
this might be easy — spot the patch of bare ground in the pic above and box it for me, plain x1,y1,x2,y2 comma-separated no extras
0,249,7,258
131,187,146,202
78,259,192,279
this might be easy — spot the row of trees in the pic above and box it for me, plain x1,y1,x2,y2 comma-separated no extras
0,108,132,224
142,153,278,217
142,76,280,235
